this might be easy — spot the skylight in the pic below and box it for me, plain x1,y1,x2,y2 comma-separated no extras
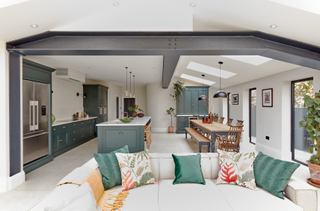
222,55,272,66
0,0,29,9
180,74,215,85
269,0,320,15
186,62,236,79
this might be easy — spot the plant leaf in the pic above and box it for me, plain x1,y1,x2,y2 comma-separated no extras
299,120,308,127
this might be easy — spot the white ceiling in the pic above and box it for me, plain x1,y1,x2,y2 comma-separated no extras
26,56,163,87
3,0,320,88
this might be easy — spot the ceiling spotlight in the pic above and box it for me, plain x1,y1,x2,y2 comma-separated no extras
113,2,119,6
270,24,277,29
190,3,196,7
30,24,38,28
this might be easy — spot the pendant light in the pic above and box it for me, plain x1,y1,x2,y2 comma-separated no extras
125,67,128,97
133,75,136,98
198,74,208,101
213,61,227,98
129,71,132,98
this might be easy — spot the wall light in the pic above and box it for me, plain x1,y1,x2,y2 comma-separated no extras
76,92,87,98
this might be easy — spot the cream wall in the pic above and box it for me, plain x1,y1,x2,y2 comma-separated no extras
146,76,219,132
221,67,320,160
85,79,123,121
52,72,84,121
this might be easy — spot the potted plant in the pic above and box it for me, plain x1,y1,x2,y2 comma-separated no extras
166,107,177,133
299,90,320,185
170,79,187,101
128,105,143,118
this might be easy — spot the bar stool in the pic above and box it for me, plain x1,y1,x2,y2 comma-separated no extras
145,121,152,149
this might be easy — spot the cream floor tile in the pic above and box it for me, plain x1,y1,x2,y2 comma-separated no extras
0,191,50,211
157,133,177,140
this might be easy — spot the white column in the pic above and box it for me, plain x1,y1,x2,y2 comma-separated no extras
0,42,10,192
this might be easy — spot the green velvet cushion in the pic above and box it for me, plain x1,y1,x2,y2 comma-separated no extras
93,145,129,190
253,151,300,199
172,154,206,185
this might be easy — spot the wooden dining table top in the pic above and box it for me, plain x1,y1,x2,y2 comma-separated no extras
190,120,230,132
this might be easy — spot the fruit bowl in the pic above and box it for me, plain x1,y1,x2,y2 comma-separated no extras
138,113,144,118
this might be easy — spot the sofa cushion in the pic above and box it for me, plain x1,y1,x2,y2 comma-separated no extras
253,151,300,199
108,184,159,211
116,150,157,191
217,183,303,211
159,179,233,211
208,153,219,179
172,154,206,185
159,153,211,180
217,150,256,190
93,145,129,190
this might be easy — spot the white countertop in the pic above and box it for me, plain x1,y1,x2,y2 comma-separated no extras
96,116,151,126
52,117,97,126
176,115,207,117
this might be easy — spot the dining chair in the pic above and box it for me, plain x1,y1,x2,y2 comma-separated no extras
213,116,219,122
145,121,152,149
215,125,243,152
236,120,244,126
226,118,233,126
218,117,225,124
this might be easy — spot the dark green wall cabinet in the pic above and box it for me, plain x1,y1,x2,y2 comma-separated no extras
52,118,96,157
83,85,109,124
177,86,209,115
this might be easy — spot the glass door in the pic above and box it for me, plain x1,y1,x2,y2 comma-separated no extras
249,88,257,144
292,78,313,164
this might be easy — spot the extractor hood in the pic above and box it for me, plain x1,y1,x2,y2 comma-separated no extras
55,68,85,83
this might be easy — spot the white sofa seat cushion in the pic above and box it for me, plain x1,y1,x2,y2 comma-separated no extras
159,179,232,211
108,183,159,211
217,184,303,211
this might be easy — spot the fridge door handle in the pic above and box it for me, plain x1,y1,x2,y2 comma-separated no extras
23,132,49,140
30,101,34,131
34,101,39,130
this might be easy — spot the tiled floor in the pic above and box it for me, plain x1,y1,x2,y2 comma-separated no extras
0,132,204,211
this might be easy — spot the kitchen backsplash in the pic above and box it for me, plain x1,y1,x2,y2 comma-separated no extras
52,107,84,121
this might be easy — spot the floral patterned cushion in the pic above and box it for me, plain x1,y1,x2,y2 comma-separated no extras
115,150,157,191
216,149,257,190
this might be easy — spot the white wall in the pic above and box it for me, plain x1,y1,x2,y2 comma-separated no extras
85,79,123,121
146,76,219,132
221,67,320,160
52,72,84,121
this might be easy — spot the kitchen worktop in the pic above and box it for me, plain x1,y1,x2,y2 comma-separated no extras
96,116,151,126
52,117,97,126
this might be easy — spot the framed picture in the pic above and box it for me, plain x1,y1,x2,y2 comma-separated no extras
262,88,273,107
232,94,239,105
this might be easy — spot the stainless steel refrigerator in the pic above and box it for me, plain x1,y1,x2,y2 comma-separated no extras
23,80,49,165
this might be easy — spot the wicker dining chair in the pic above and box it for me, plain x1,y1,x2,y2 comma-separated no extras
215,125,243,152
213,116,219,122
144,121,152,149
226,118,233,126
236,120,244,126
218,117,225,124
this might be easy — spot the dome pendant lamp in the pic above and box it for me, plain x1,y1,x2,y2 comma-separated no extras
213,61,227,98
198,74,208,101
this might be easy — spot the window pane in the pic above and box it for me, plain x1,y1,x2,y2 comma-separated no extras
250,89,257,144
293,80,313,163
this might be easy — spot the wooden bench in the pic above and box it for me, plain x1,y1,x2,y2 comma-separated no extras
185,127,211,153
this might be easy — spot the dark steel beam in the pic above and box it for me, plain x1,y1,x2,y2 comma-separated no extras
6,31,320,88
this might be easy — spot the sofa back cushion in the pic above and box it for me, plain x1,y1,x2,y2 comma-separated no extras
158,153,212,180
208,153,219,179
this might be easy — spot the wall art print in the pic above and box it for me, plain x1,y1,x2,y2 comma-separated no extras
262,88,273,107
232,94,239,105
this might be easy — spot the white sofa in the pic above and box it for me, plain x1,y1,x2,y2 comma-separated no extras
30,153,317,211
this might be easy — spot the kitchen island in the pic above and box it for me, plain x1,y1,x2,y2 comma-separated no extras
96,116,151,153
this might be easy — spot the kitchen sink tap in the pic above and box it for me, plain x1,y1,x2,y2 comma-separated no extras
121,112,128,118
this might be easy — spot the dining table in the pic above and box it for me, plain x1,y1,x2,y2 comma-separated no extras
189,120,230,152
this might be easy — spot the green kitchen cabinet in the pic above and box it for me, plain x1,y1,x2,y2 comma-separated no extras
177,116,189,134
83,85,109,124
177,86,209,115
52,118,96,157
